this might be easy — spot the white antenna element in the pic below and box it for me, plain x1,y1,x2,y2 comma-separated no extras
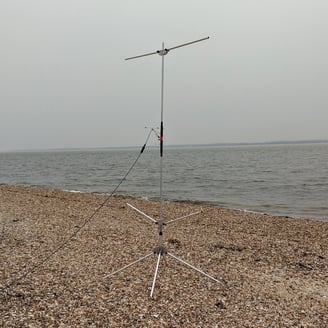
104,36,219,298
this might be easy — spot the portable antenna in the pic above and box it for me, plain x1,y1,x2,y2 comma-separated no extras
104,36,219,297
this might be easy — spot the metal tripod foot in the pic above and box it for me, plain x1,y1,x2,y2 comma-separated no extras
103,252,152,279
168,252,220,283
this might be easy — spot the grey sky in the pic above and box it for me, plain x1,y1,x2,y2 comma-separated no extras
1,0,327,151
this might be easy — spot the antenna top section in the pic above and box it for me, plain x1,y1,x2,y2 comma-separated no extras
125,36,209,61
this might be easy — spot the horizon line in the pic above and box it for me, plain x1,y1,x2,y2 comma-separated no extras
2,138,328,153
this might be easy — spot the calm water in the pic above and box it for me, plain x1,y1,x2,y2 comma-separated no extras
1,143,327,220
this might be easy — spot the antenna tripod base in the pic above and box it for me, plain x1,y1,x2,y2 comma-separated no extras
103,203,220,298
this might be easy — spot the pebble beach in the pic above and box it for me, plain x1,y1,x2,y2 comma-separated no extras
1,184,327,327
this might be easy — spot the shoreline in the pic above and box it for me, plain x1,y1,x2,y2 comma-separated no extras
2,182,327,222
1,184,328,326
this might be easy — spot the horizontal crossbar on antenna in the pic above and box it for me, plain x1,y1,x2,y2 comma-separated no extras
125,36,209,61
168,36,209,51
125,51,158,61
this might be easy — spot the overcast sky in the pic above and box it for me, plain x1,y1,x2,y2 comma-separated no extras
1,0,327,151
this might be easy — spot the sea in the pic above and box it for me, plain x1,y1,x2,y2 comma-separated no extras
1,142,327,221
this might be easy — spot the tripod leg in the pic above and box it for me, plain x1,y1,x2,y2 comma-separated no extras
127,203,158,224
150,252,162,298
103,252,153,279
165,210,201,225
167,252,220,283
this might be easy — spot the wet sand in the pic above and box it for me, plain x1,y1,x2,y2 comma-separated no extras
1,184,327,327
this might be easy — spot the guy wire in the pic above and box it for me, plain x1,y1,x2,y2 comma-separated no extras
1,128,158,295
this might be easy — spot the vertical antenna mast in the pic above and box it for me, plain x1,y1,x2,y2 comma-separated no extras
159,42,165,247
105,37,220,298
125,36,209,237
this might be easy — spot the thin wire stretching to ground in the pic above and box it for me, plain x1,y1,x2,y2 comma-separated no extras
0,128,158,296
